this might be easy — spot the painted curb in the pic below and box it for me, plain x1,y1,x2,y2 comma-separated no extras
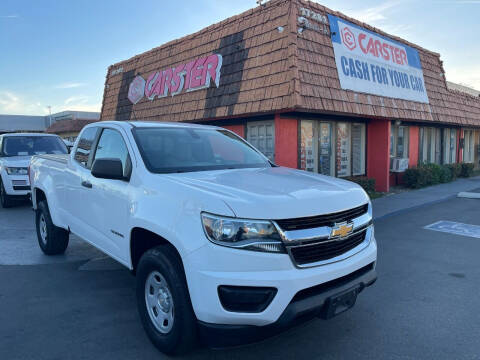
457,192,480,199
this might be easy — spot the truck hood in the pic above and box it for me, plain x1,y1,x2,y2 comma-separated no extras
0,156,31,168
169,167,369,219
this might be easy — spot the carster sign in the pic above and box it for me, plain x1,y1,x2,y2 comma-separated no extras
127,54,223,104
328,15,429,104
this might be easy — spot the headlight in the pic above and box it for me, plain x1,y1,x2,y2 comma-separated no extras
201,213,286,253
5,167,28,175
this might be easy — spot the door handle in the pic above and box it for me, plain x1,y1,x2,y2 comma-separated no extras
81,180,92,189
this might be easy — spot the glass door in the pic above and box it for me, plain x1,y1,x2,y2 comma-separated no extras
318,123,332,176
300,120,365,177
300,120,316,172
352,123,366,175
336,123,351,177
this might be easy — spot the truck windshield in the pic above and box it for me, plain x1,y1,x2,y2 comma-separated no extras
133,127,271,173
1,136,68,157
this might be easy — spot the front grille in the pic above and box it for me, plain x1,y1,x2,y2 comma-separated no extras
289,229,367,265
275,204,368,231
12,180,27,186
13,186,30,191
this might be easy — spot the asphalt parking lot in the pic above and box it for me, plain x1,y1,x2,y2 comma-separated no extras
1,196,480,360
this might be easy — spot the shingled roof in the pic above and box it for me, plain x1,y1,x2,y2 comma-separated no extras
100,0,480,127
46,119,98,135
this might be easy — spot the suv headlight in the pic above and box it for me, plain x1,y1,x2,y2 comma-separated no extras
201,213,286,253
5,167,28,175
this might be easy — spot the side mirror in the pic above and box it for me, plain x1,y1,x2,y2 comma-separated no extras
91,158,126,180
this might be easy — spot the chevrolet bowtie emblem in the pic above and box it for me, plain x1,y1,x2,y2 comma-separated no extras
331,222,354,238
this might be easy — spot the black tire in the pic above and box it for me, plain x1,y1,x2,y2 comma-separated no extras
0,179,13,208
35,200,69,255
136,245,197,355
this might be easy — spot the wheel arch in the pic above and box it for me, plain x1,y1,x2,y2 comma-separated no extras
130,227,184,274
32,186,67,230
33,187,47,209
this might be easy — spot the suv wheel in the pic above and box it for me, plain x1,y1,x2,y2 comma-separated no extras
136,245,197,355
0,179,13,208
35,201,69,255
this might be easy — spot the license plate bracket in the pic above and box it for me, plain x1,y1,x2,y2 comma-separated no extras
321,286,360,319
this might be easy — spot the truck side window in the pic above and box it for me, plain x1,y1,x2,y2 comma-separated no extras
74,127,98,168
93,128,131,178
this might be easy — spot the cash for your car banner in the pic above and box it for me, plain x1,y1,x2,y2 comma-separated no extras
328,14,429,104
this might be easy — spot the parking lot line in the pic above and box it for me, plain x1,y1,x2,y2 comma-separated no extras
424,220,480,239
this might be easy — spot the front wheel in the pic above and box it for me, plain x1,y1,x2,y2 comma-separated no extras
136,245,197,355
0,179,13,208
35,201,69,255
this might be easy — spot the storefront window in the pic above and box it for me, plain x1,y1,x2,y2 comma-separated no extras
300,120,365,177
443,128,457,164
463,130,474,163
246,121,275,161
419,127,441,164
390,125,409,159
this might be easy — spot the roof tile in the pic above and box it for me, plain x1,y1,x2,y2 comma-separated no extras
100,0,480,127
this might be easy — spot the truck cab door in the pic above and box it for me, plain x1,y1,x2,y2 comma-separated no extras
66,127,100,243
86,127,132,263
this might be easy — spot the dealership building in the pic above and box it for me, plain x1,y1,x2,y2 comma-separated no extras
100,0,480,192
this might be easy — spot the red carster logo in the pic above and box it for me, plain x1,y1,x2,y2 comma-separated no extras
341,26,356,51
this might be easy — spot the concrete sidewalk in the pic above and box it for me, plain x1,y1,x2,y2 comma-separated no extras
372,176,480,220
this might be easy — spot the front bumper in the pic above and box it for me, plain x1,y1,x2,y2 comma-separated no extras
198,262,377,347
184,229,377,327
1,174,30,196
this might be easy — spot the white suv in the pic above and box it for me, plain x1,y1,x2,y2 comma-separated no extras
0,133,67,207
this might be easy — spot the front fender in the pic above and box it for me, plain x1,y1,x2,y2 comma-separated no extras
128,182,235,266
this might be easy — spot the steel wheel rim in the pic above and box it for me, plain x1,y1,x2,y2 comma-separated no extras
145,271,174,334
39,214,47,244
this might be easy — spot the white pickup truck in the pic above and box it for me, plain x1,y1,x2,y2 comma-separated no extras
0,133,67,207
29,121,377,355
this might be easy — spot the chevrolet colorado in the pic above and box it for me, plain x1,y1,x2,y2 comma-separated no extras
29,121,377,355
0,133,67,207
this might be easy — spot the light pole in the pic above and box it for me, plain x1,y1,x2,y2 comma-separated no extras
47,106,52,127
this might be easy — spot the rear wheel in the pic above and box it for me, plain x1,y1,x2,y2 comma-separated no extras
136,245,197,355
0,179,13,208
35,200,69,255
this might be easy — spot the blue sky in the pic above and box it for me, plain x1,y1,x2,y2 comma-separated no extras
0,0,479,115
